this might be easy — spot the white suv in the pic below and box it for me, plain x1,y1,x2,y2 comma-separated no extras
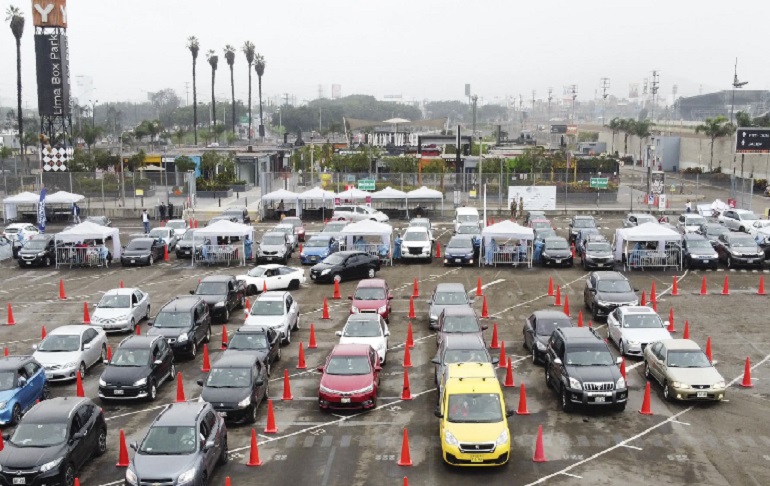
401,227,432,261
719,209,759,232
332,205,389,223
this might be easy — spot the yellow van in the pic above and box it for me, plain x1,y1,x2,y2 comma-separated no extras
435,362,512,466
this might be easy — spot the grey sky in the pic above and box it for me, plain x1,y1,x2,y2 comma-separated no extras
2,0,770,110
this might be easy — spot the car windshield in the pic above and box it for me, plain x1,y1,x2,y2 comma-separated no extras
251,300,284,316
206,367,251,388
573,219,595,228
532,221,550,229
305,238,329,248
457,214,478,223
637,216,657,225
153,312,191,328
565,347,615,366
444,349,487,364
740,212,759,221
323,223,346,232
404,231,428,242
433,291,467,305
343,319,381,337
262,235,286,246
586,242,611,252
447,238,472,249
4,228,19,233
196,282,228,295
166,221,186,229
354,287,386,300
667,350,712,368
685,216,706,226
111,348,151,367
247,267,267,277
443,316,479,333
323,254,346,265
596,280,632,293
99,294,130,308
0,371,16,391
411,221,430,230
222,211,243,219
447,393,502,423
536,229,556,240
545,240,569,250
22,240,48,250
228,333,269,350
180,231,195,242
732,237,757,247
456,226,479,235
282,218,301,228
86,217,105,224
273,227,292,235
537,318,571,336
127,241,151,251
38,334,80,352
10,423,67,447
325,355,371,375
139,426,197,455
687,239,712,249
623,314,663,329
149,229,168,239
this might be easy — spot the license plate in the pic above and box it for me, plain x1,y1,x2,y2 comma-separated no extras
455,259,462,263
219,412,227,417
131,259,136,264
556,259,562,264
341,398,351,403
750,259,757,263
696,391,707,398
595,396,606,403
470,455,484,463
113,389,124,395
311,274,316,280
45,372,52,379
267,257,273,261
13,478,25,485
26,261,31,265
184,250,190,255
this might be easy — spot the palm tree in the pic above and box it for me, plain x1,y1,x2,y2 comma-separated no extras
224,45,236,136
186,36,200,146
618,118,635,156
254,54,266,140
242,41,255,143
607,117,622,154
6,6,24,159
695,116,735,171
633,119,653,163
207,50,219,141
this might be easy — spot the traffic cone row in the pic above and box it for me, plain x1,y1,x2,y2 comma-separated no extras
244,297,251,318
577,310,583,328
175,372,185,402
700,276,708,295
741,357,754,388
401,369,412,400
309,323,317,349
403,344,412,368
297,342,307,369
435,242,442,258
481,295,490,318
221,325,228,350
116,429,130,467
504,357,515,387
59,279,66,300
650,281,657,305
490,323,499,349
620,357,627,381
476,277,483,297
721,276,730,295
247,429,263,466
42,326,47,339
705,337,713,363
667,308,676,333
408,296,416,319
412,278,419,298
563,295,570,317
282,369,293,400
119,280,124,289
201,344,211,372
639,381,652,415
671,275,679,296
398,428,412,466
265,399,278,433
641,290,647,306
553,286,561,306
163,244,169,261
547,277,554,296
533,425,546,462
517,383,530,415
6,304,14,326
76,370,85,397
406,322,414,348
683,320,690,339
83,302,91,325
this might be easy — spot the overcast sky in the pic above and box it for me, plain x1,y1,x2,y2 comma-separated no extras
2,0,770,110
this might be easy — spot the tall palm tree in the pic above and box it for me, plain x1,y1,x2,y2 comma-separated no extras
207,50,219,141
6,6,24,158
186,36,200,146
224,45,236,136
695,116,735,171
633,119,653,163
242,41,255,144
619,118,634,156
607,117,622,154
254,54,266,140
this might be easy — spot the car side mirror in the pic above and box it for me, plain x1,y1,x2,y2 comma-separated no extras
375,365,382,371
633,288,640,292
388,294,393,300
663,321,670,329
384,331,390,337
17,377,26,388
147,320,154,327
1,434,9,441
129,441,138,451
221,341,228,348
316,366,324,372
71,431,86,441
189,290,195,295
431,357,440,364
32,344,38,350
506,408,515,418
153,359,163,366
434,409,443,418
335,331,342,337
347,295,353,300
255,379,264,387
204,440,215,452
197,379,205,386
103,359,110,365
553,358,562,365
429,323,437,330
616,356,623,365
481,325,488,331
491,357,500,365
83,343,92,350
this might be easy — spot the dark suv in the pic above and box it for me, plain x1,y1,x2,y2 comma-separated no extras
17,234,56,267
197,354,268,424
126,402,228,486
190,275,246,322
223,326,281,375
0,397,107,486
98,335,175,402
544,327,627,412
583,271,638,319
147,296,212,358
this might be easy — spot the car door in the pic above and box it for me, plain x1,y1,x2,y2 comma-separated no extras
370,348,380,387
254,362,267,402
583,275,595,307
225,280,237,310
648,342,665,383
195,302,210,343
286,294,299,331
202,411,220,473
552,335,567,388
22,361,45,407
15,365,35,410
67,411,91,469
380,316,389,349
82,329,100,367
524,315,536,349
266,328,279,365
607,309,621,345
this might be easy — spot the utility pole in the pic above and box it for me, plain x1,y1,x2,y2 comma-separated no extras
600,77,610,124
532,90,536,128
547,88,553,124
569,85,578,122
184,82,190,106
650,71,660,122
471,95,478,137
731,58,748,124
672,84,679,122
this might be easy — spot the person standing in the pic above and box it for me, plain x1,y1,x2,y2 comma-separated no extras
518,197,524,220
394,233,402,260
72,202,81,223
141,209,150,234
685,199,692,214
510,199,517,220
159,202,167,222
277,199,285,220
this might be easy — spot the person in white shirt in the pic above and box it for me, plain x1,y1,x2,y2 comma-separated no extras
142,209,150,233
685,199,692,214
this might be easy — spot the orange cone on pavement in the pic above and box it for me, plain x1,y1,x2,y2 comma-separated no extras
741,357,754,388
401,369,412,400
397,428,413,466
759,276,767,295
297,342,307,369
201,344,211,372
532,425,547,462
435,241,441,258
639,381,653,415
700,276,708,295
265,399,278,433
476,277,483,296
247,429,263,466
282,369,293,400
498,340,507,369
683,320,690,339
116,429,130,467
163,244,169,261
490,323,499,349
403,344,412,368
641,290,647,306
504,357,515,387
333,280,341,300
667,308,676,333
41,326,47,339
322,298,330,320
517,383,530,415
0,432,4,451
59,279,66,300
406,322,414,348
588,320,593,328
570,243,576,259
577,310,583,327
548,277,554,296
705,337,713,363
136,323,141,336
481,295,490,318
3,347,7,357
309,323,317,349
262,280,268,293
620,357,627,381
107,345,112,361
244,297,251,318
175,372,186,402
650,281,657,304
563,295,570,317
119,280,124,288
672,276,679,296
721,276,730,295
83,302,91,324
554,286,561,306
76,371,85,397
408,296,416,319
6,304,14,326
221,325,228,350
412,278,419,297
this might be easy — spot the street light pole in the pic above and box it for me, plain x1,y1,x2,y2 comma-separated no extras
119,131,126,207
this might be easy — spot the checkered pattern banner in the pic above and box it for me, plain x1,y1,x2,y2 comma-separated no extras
42,146,73,172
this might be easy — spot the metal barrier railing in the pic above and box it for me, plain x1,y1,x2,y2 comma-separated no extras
624,247,681,271
55,246,111,268
338,242,392,265
194,244,242,266
481,243,532,268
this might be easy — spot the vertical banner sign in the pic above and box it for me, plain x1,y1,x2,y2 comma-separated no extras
34,32,71,117
38,188,47,233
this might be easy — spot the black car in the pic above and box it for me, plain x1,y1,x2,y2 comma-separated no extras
310,251,380,283
714,232,764,269
17,234,55,267
569,216,597,243
120,237,166,266
147,296,212,358
541,237,573,267
697,223,729,249
190,275,246,322
583,271,638,319
544,327,627,412
581,239,614,270
680,233,719,270
197,354,268,424
0,397,107,486
223,326,281,375
523,310,573,364
98,335,175,402
432,334,495,391
443,235,476,266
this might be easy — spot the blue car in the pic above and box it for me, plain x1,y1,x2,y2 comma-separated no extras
0,356,49,425
300,235,339,265
443,235,477,266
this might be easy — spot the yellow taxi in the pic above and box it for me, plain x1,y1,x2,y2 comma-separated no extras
435,362,512,466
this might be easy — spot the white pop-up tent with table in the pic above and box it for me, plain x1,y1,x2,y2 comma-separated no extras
337,187,370,202
614,222,682,271
340,219,393,265
191,219,254,266
54,221,122,268
480,220,534,268
299,187,336,220
371,186,408,215
261,188,300,218
406,186,443,217
45,191,86,222
2,191,40,222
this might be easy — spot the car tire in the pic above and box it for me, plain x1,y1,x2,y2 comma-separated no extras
248,403,258,424
189,341,197,359
239,295,246,309
644,363,652,380
95,427,108,456
739,226,745,233
79,361,87,378
11,404,21,425
145,305,151,320
44,256,52,267
224,308,230,322
619,341,625,356
276,346,282,361
218,436,229,465
130,318,136,334
531,346,538,364
62,463,76,486
368,267,376,278
592,303,600,320
545,367,553,389
200,473,209,486
41,384,50,400
149,255,154,266
289,279,300,290
169,363,176,383
560,386,574,413
148,380,157,402
292,316,299,331
663,381,675,401
204,326,212,343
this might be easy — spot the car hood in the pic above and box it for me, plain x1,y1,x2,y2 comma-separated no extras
443,421,507,444
100,365,150,386
201,386,251,405
352,299,387,311
122,249,150,257
195,294,226,306
0,444,66,468
244,315,286,328
567,365,621,383
32,350,82,367
18,248,46,256
621,328,671,342
132,453,196,479
146,327,188,339
429,303,468,318
544,249,571,257
338,336,385,350
403,240,431,247
445,247,473,256
311,262,339,272
585,251,612,258
732,245,760,252
222,349,267,363
302,247,330,256
93,308,133,320
666,366,724,385
595,291,637,304
321,373,373,392
258,244,286,252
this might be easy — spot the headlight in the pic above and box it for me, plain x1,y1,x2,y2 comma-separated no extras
628,340,640,346
0,401,7,410
377,305,387,314
39,457,62,473
714,381,726,389
133,378,147,387
568,377,582,389
125,469,137,486
37,252,45,257
98,378,106,387
214,302,225,307
444,430,459,446
351,306,360,313
430,315,438,321
616,377,626,389
731,249,741,255
177,467,196,485
536,341,546,351
178,333,189,343
350,384,374,394
238,396,252,408
495,429,509,446
319,385,336,394
321,269,331,276
597,300,610,307
466,253,474,258
671,381,690,389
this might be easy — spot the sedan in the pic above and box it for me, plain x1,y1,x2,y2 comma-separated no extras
583,271,639,319
244,291,299,345
581,240,614,270
318,344,381,411
746,219,770,240
522,310,573,364
175,229,200,258
569,216,596,243
349,278,392,320
237,264,306,295
120,238,166,266
33,325,108,381
300,235,339,265
443,235,476,266
623,213,658,228
714,232,764,268
165,219,189,238
310,251,380,283
91,288,151,333
676,213,707,234
719,208,759,232
607,306,672,357
436,306,487,348
0,356,49,425
3,223,39,242
541,237,573,267
680,234,719,270
644,339,726,401
190,275,246,322
223,326,282,375
256,232,292,264
197,354,268,424
336,314,390,365
85,215,112,227
529,219,552,232
697,223,729,248
273,224,298,250
428,283,473,329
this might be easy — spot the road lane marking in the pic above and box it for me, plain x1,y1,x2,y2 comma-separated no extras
490,273,589,317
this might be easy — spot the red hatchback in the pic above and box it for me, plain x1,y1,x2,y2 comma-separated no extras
318,344,381,410
348,278,393,321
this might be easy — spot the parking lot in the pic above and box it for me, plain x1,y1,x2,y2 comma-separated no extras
1,215,769,486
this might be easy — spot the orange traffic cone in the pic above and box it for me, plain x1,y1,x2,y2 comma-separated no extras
554,286,561,306
247,429,263,466
705,337,712,363
244,297,251,318
175,372,186,402
548,277,554,296
570,243,576,259
683,320,690,339
397,428,413,466
490,323,499,349
221,325,229,350
309,323,317,349
119,280,124,288
299,243,303,254
577,310,583,328
333,280,341,300
403,344,413,368
532,425,546,462
403,477,409,486
481,295,490,318
641,290,647,306
667,308,676,333
671,276,679,296
476,277,483,296
620,357,627,380
76,370,85,397
193,220,198,228
74,479,80,486
41,326,47,339
759,276,767,295
435,241,442,258
650,281,657,304
83,302,91,325
6,304,14,326
412,278,419,297
59,279,66,300
721,276,730,295
588,320,593,328
106,345,112,361
262,280,268,293
406,322,414,348
408,296,416,319
322,298,330,320
116,429,130,467
563,295,570,317
401,368,412,400
741,357,754,388
297,342,307,369
201,344,211,372
135,324,141,336
504,357,515,387
498,340,507,369
700,276,708,295
639,381,653,415
282,369,293,400
163,244,169,261
517,383,530,415
264,399,278,433
0,431,4,451
3,347,7,357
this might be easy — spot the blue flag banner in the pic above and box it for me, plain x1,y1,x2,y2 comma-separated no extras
38,188,47,233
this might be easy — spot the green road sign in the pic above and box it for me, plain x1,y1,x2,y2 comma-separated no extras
590,178,609,189
358,179,376,191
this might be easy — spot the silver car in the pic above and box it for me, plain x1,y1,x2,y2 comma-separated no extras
33,325,108,381
332,205,389,223
165,219,190,238
606,306,672,357
244,291,299,345
272,224,298,250
676,213,708,234
428,283,473,329
257,232,291,264
719,209,760,232
148,227,178,251
91,288,151,333
623,213,658,228
643,339,726,402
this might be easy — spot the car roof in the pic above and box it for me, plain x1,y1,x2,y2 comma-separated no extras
258,291,288,300
331,343,372,356
532,310,571,320
235,325,271,334
441,306,476,316
404,227,429,233
557,327,603,344
262,232,285,238
345,314,381,323
256,263,282,269
212,353,257,369
573,215,594,220
446,362,497,381
593,271,627,281
544,236,568,244
448,235,474,243
130,237,156,244
153,402,208,426
160,296,201,311
49,325,89,336
274,224,293,230
119,335,162,349
726,232,754,240
307,235,332,241
617,306,657,315
683,233,707,241
531,218,550,223
104,288,142,296
443,334,486,349
0,356,34,370
24,397,89,422
658,339,702,351
410,218,430,223
356,278,387,288
734,209,754,214
336,251,367,257
27,234,54,241
456,207,478,214
200,275,233,283
6,223,31,229
435,283,466,292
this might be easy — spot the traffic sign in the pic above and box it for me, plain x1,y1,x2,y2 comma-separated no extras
736,127,770,154
590,178,609,189
357,179,376,191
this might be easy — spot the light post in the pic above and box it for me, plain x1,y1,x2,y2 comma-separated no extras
89,99,98,128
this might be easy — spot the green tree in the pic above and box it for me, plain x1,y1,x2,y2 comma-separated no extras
82,125,103,153
421,158,447,174
254,54,265,139
383,156,418,173
174,127,186,146
608,118,622,154
186,36,200,146
695,116,735,171
175,155,197,172
633,119,653,162
735,111,753,128
6,6,24,160
127,149,146,171
0,145,11,164
200,151,221,180
224,45,236,135
619,118,635,156
206,50,219,139
242,41,255,143
329,153,370,173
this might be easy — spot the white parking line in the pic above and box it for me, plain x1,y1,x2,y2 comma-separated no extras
489,273,589,317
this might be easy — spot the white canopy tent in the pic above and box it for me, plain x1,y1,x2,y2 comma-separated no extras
340,219,394,266
298,187,336,220
614,222,682,270
55,221,122,263
45,191,85,204
261,188,300,218
3,192,40,222
480,220,535,268
337,187,370,201
191,219,254,266
371,186,407,200
406,186,444,215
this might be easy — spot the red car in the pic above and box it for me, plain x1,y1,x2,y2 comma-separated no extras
348,278,393,321
318,344,381,410
282,217,306,242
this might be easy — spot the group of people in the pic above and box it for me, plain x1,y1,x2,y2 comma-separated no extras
63,240,112,267
509,197,525,219
484,237,528,266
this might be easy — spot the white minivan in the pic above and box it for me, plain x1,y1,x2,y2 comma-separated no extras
453,207,480,233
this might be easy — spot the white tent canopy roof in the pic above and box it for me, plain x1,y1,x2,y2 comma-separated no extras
337,188,370,199
3,192,40,204
56,221,122,258
192,220,254,238
46,191,85,204
341,219,393,236
298,187,336,200
481,220,534,240
261,189,299,201
406,186,443,199
617,222,681,242
371,186,407,199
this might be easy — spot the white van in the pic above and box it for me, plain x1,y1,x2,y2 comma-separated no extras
454,207,480,233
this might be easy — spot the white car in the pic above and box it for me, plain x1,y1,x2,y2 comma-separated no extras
401,227,433,261
335,314,390,365
607,306,672,357
244,291,299,345
236,264,306,295
3,223,39,242
746,220,770,239
676,214,708,234
408,217,434,241
148,227,178,250
91,288,151,332
719,209,759,232
165,219,190,238
33,325,108,381
332,205,389,223
272,224,298,250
